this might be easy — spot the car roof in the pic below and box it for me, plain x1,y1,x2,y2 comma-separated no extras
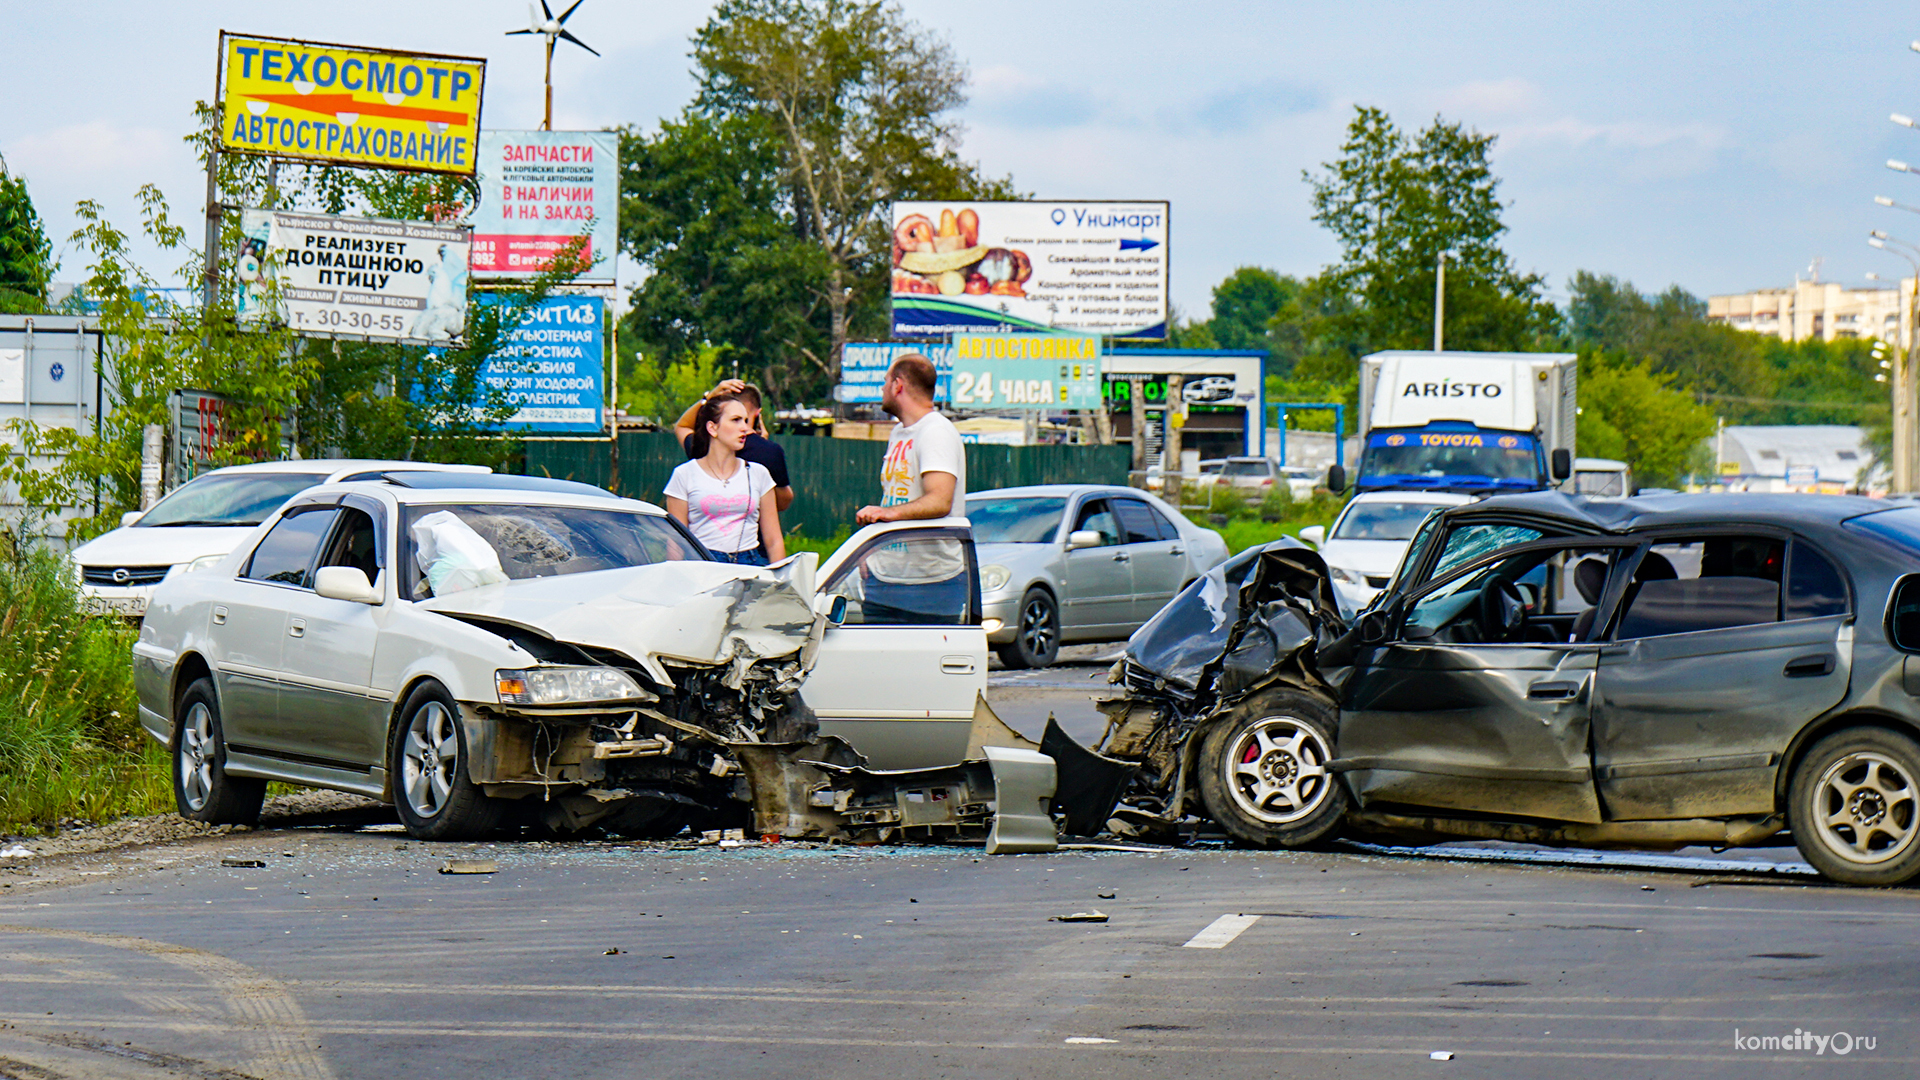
306,477,659,514
971,484,1152,499
1346,491,1476,506
375,471,617,498
1454,491,1896,533
189,459,490,479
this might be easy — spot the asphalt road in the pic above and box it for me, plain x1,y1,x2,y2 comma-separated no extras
0,656,1914,1079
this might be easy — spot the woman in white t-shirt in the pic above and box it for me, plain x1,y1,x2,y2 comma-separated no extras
664,394,786,566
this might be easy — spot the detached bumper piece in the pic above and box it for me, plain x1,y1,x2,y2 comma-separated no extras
732,735,1059,853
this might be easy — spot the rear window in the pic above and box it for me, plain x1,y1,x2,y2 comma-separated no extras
1846,508,1920,555
1221,461,1269,477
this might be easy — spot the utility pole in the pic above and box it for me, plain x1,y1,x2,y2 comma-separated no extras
1432,250,1449,352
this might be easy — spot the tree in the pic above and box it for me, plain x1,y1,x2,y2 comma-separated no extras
0,160,55,314
686,0,1017,390
617,113,830,404
1577,355,1716,486
1301,107,1559,357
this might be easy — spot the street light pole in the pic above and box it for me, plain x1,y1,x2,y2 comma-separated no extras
1868,233,1920,491
1433,250,1448,352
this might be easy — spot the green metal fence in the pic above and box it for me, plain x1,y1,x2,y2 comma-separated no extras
523,434,1131,541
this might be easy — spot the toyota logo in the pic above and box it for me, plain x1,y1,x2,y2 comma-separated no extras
112,568,130,584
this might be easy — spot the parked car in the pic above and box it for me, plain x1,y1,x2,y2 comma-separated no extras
71,460,489,617
1182,376,1237,404
133,471,988,840
1082,492,1920,886
968,485,1230,668
1298,491,1474,601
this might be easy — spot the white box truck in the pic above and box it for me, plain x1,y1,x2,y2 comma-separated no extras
1338,351,1577,496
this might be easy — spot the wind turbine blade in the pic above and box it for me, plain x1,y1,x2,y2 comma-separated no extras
528,3,540,30
558,0,586,23
558,28,600,56
505,28,536,35
539,0,555,21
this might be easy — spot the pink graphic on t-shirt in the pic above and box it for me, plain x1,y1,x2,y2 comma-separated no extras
698,491,753,534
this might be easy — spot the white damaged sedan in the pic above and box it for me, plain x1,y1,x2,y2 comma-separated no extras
133,473,988,839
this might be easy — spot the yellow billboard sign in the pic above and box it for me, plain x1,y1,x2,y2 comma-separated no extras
217,32,486,175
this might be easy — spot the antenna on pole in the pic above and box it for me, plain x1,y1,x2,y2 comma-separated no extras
506,0,600,131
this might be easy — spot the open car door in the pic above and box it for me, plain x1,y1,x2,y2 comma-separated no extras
803,519,988,769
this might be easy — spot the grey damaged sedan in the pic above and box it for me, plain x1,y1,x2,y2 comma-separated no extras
971,485,1229,668
1073,493,1920,886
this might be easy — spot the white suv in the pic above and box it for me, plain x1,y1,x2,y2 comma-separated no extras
70,460,488,616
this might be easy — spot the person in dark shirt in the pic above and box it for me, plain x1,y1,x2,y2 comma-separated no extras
674,379,793,514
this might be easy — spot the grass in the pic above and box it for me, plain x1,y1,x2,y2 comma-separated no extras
1178,485,1349,554
0,543,173,834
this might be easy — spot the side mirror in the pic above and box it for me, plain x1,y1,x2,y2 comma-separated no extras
1358,609,1392,644
1551,448,1573,482
812,592,848,626
1067,529,1102,551
120,510,144,528
1298,525,1326,548
315,566,381,605
1326,464,1346,493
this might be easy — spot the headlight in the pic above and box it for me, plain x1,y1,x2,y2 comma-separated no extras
495,666,648,705
184,554,226,573
981,563,1012,593
1328,566,1365,585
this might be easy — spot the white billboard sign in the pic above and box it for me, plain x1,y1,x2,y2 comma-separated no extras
473,130,618,282
890,200,1168,340
240,209,471,343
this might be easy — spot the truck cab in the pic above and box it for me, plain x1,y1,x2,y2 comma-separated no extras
1356,351,1576,496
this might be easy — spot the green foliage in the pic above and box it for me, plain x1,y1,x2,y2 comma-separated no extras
618,0,1019,404
1184,490,1349,554
1576,354,1717,487
617,114,832,403
617,344,725,426
1210,267,1299,363
1301,106,1560,359
0,183,310,541
0,163,55,313
0,546,171,832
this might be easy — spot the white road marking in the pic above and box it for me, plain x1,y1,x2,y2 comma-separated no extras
1183,913,1261,949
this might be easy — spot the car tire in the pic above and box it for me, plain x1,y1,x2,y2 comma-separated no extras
996,588,1059,669
172,677,266,826
1197,689,1347,849
1789,726,1920,886
390,682,503,841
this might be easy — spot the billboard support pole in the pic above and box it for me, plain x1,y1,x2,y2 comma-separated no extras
201,148,220,314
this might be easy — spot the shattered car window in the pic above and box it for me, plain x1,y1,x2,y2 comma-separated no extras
1430,523,1543,580
403,503,700,599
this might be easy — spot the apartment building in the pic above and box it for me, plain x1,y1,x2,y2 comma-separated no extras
1708,278,1915,347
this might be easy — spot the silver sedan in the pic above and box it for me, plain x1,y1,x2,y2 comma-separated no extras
972,485,1230,668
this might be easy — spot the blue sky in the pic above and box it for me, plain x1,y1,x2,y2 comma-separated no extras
6,1,1920,318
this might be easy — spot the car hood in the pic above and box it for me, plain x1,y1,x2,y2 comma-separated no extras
1316,538,1411,576
69,525,260,568
419,555,826,690
1124,543,1350,707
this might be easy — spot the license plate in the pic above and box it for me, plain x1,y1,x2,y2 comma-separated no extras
85,595,148,617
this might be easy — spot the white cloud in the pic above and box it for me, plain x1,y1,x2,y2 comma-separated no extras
3,121,176,181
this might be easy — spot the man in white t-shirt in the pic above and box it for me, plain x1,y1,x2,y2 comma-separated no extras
853,353,968,623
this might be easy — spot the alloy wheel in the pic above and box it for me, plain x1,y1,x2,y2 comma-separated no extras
402,701,461,820
1811,750,1917,865
178,701,214,813
1020,596,1056,660
1225,716,1332,825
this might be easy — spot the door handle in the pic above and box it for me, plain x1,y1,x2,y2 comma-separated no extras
1111,552,1130,562
212,606,227,625
1169,546,1185,556
1528,680,1581,700
940,655,976,675
288,618,305,638
1784,653,1836,678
